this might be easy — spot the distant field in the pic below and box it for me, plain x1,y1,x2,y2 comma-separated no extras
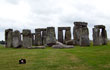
0,43,110,70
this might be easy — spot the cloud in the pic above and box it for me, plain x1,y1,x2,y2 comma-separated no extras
0,0,110,40
6,0,20,4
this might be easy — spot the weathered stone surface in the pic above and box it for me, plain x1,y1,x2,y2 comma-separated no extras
58,28,63,43
12,30,21,48
73,26,82,45
35,28,47,46
5,29,13,48
46,27,56,46
42,30,47,45
58,27,71,43
28,46,46,49
22,29,32,48
34,46,45,49
32,34,35,46
64,45,74,48
101,29,107,45
74,22,87,27
65,27,71,42
65,40,74,45
80,27,90,46
52,42,65,48
94,25,105,29
93,25,107,46
52,42,74,48
93,28,102,46
35,29,42,46
73,22,90,46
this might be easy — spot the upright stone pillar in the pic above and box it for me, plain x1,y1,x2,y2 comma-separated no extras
58,27,71,44
42,29,47,45
80,27,90,46
32,34,35,46
5,29,13,48
73,25,82,45
93,28,101,46
73,22,90,46
65,27,71,42
93,25,107,46
46,27,56,46
35,29,42,46
58,27,63,43
22,29,32,48
101,28,107,45
12,30,21,48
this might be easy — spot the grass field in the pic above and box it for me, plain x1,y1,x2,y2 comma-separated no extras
0,44,110,70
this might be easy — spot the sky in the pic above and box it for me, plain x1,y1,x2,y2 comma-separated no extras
0,0,110,40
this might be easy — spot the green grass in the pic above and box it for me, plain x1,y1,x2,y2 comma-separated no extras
0,44,110,70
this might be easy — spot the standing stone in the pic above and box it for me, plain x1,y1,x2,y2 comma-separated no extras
101,28,107,45
58,27,71,44
32,34,35,46
73,22,90,46
93,28,101,46
7,31,13,47
46,27,56,46
22,29,32,48
58,27,63,43
80,27,90,46
35,28,47,46
35,29,42,46
12,30,21,48
93,25,107,46
5,29,13,48
42,29,47,45
65,27,71,42
73,25,82,45
5,29,10,47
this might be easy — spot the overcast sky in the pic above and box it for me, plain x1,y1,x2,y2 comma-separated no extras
0,0,110,40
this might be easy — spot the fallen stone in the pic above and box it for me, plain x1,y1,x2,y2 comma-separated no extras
65,40,73,45
28,46,46,49
63,45,74,48
52,42,74,49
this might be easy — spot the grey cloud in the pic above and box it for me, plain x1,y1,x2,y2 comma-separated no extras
6,0,20,4
0,0,110,40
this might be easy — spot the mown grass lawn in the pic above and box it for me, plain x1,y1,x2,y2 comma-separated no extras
0,44,110,70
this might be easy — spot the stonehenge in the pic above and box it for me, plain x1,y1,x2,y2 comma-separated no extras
5,27,57,48
5,22,108,49
73,22,90,46
93,25,107,46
